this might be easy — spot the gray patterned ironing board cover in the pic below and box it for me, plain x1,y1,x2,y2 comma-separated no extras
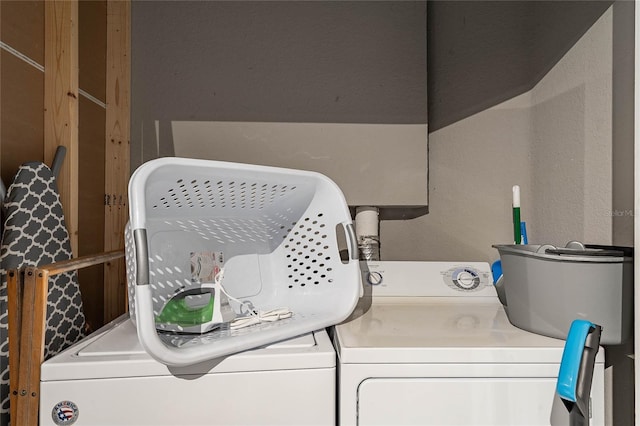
0,162,86,425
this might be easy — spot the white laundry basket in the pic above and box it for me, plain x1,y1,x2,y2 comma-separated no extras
126,157,361,366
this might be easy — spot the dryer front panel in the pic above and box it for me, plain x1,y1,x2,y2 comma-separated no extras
356,376,604,426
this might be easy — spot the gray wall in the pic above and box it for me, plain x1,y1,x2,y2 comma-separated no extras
427,1,612,131
131,0,427,169
612,1,635,248
608,2,635,425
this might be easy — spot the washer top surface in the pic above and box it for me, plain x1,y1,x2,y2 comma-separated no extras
334,261,602,364
41,315,335,382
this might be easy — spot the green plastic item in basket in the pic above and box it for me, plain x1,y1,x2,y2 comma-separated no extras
156,293,214,327
154,284,235,334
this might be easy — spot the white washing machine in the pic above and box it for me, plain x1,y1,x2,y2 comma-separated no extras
333,261,605,426
40,316,335,425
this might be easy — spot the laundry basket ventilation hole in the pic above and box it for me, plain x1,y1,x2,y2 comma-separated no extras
152,178,297,211
284,213,334,288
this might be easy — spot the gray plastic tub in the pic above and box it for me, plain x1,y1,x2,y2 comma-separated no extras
493,243,633,345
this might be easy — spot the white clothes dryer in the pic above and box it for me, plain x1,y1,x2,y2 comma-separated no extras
40,316,335,425
333,261,605,426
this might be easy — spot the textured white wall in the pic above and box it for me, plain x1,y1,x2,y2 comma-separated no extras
530,7,612,246
382,7,613,262
170,122,428,208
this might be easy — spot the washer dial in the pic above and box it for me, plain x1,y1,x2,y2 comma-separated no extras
444,267,484,292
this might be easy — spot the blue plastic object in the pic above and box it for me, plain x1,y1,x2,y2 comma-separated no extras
556,319,595,402
490,260,502,284
520,222,528,244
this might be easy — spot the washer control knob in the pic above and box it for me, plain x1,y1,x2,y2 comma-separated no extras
366,271,383,285
444,266,486,292
454,269,480,290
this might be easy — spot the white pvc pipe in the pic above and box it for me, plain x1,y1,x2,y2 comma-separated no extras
355,206,380,261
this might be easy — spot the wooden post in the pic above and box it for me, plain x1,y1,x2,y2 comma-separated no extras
7,270,21,424
104,0,131,322
13,267,48,426
44,0,79,256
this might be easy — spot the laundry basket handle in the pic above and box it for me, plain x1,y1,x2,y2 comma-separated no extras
344,223,358,261
133,229,150,285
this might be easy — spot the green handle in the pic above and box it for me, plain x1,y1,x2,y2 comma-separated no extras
513,207,521,244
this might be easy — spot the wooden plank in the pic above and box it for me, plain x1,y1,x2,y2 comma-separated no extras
14,267,47,426
44,0,79,256
40,249,124,276
7,269,22,424
27,269,49,425
14,269,35,425
104,0,130,322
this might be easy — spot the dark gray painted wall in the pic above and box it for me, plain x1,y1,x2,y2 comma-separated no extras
131,1,428,167
132,1,614,154
609,3,635,426
132,0,618,152
612,0,635,247
427,1,613,131
132,1,426,124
